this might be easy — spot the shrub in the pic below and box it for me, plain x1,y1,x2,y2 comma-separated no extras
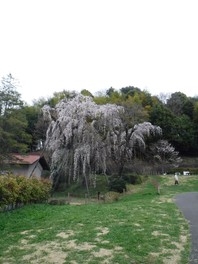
108,177,126,193
15,176,32,204
123,174,147,184
0,175,52,209
0,176,20,207
105,191,120,202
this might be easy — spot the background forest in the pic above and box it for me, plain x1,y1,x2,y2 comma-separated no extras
1,74,198,190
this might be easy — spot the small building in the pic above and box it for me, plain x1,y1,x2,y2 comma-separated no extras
183,171,190,176
9,153,50,178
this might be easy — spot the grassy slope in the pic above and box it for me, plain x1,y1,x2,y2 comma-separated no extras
0,175,198,264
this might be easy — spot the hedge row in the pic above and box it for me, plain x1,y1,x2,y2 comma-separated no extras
168,167,198,175
0,174,52,209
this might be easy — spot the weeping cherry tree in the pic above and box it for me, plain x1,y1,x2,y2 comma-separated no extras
42,95,162,190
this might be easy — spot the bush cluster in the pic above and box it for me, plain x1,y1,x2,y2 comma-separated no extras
0,174,52,209
104,191,120,202
123,174,147,184
108,174,147,193
168,167,198,175
108,177,126,193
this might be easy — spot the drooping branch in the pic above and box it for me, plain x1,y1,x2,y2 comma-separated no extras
43,95,162,188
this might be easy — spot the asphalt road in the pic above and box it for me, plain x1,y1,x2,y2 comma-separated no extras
175,192,198,264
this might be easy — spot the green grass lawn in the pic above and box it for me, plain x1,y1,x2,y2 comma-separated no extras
0,175,198,264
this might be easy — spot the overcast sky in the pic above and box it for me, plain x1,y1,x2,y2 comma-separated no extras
0,0,198,104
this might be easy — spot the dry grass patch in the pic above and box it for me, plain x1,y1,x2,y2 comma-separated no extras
22,242,67,264
96,227,109,236
2,225,127,264
56,230,74,239
92,248,113,258
149,222,189,264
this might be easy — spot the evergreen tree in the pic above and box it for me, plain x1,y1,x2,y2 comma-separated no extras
0,74,31,167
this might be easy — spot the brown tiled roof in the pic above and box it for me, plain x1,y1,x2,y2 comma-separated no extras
12,154,41,165
10,153,50,170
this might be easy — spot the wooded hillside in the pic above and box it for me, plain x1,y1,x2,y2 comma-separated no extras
1,74,198,188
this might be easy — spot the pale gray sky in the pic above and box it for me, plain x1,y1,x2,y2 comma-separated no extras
0,0,198,104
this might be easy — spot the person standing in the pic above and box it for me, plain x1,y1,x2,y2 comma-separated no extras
175,174,179,185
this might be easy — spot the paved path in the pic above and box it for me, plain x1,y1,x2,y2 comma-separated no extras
175,192,198,264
